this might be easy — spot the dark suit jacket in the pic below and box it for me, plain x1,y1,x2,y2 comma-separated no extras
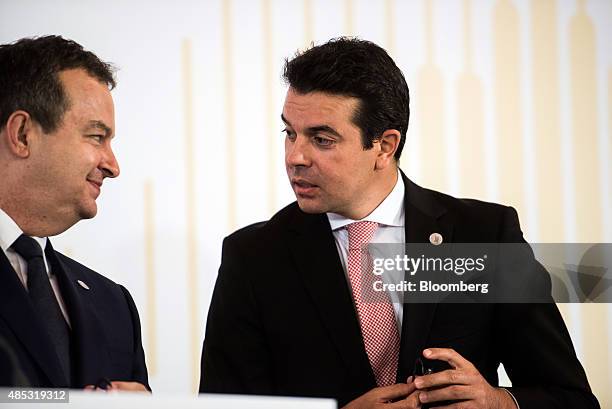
0,240,149,389
200,173,598,409
0,336,28,386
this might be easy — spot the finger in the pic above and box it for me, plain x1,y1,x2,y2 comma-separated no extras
109,381,148,392
419,385,473,404
386,390,422,409
414,369,471,389
406,390,422,408
377,382,418,401
423,348,472,370
385,399,421,408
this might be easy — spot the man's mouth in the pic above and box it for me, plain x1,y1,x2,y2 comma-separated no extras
291,179,319,196
87,179,102,195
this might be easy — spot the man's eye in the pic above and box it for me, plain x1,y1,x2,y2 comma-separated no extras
283,128,296,140
88,135,104,143
313,136,334,146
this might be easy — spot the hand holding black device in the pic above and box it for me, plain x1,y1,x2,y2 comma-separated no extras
413,356,465,409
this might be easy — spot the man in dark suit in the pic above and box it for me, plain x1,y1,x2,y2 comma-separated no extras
200,38,598,408
0,36,148,390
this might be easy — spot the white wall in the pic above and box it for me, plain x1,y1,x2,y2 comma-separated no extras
1,0,610,404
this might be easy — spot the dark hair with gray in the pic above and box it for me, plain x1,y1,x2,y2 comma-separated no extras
283,37,409,160
0,35,115,133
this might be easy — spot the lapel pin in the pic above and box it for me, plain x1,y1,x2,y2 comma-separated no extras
429,233,443,246
77,280,90,290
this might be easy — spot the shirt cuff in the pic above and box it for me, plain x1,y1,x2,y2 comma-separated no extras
500,388,520,409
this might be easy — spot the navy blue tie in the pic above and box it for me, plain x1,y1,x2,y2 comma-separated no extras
11,235,71,385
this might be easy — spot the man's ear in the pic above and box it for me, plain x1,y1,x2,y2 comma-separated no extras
2,111,36,158
375,129,401,170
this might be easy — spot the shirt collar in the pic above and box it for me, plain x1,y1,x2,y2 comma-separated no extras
327,170,405,231
0,207,48,254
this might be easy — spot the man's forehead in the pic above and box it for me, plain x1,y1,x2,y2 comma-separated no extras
59,69,113,105
282,90,359,124
59,69,115,131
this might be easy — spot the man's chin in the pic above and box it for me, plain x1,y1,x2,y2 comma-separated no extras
295,198,328,214
78,204,98,220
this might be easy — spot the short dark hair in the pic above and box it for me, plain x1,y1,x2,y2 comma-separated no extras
283,37,409,160
0,35,116,133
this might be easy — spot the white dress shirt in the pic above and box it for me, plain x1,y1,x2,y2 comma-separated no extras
327,171,405,333
0,208,70,326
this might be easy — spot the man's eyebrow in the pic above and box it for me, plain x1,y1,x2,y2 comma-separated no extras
305,125,342,139
280,114,342,138
85,120,112,137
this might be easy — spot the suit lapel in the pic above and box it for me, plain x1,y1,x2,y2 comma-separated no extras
0,249,69,386
287,209,376,390
45,242,112,387
397,172,454,381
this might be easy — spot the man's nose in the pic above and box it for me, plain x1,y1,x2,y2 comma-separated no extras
101,144,120,178
285,135,311,168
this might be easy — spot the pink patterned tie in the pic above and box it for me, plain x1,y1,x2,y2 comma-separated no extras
346,221,400,386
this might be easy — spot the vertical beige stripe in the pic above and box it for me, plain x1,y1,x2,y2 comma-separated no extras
570,0,601,242
262,0,277,216
457,0,485,199
344,0,354,36
143,181,157,376
384,0,396,55
581,304,611,406
224,0,238,230
304,0,314,46
418,0,447,191
182,39,199,392
571,3,608,403
532,0,563,242
493,0,524,219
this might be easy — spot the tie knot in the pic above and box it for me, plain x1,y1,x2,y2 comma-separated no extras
11,234,44,261
346,221,379,250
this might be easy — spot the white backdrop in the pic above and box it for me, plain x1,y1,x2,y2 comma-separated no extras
1,0,611,405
